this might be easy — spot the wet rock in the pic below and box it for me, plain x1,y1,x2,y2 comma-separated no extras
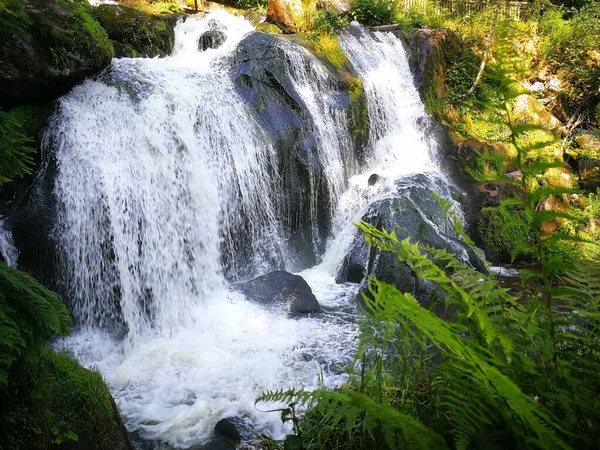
230,32,335,266
214,418,241,444
266,0,304,33
395,28,460,108
0,0,113,103
337,174,486,312
367,174,380,185
93,5,179,58
198,30,227,51
234,270,320,315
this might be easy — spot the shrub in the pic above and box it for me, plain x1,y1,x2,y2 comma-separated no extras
350,0,396,27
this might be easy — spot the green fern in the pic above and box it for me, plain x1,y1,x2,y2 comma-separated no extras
0,263,70,388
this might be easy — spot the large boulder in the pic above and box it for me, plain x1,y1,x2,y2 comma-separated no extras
510,94,565,136
337,173,486,311
230,32,360,267
92,5,179,58
234,270,321,315
266,0,305,33
0,0,113,103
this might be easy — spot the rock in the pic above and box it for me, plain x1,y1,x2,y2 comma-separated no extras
324,0,351,13
198,30,227,51
578,157,600,191
473,180,525,208
231,32,358,266
93,5,179,58
234,270,320,315
510,94,564,134
395,28,460,114
266,0,305,33
367,174,380,185
575,131,600,154
215,418,241,444
0,0,113,103
337,173,486,312
256,22,282,34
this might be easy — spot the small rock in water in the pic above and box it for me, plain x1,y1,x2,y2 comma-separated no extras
233,270,320,315
198,30,227,51
367,173,380,186
215,418,241,444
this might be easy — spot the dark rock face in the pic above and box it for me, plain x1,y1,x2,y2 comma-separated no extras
234,270,320,315
0,0,113,104
396,28,459,102
198,30,227,51
5,152,60,291
337,174,486,311
93,5,179,58
230,32,330,267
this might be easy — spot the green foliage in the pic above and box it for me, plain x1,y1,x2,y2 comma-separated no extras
478,205,533,262
237,0,268,12
0,108,38,185
258,18,600,448
0,263,70,388
304,32,349,70
1,348,126,450
538,3,600,114
0,0,31,34
350,0,396,27
310,9,348,35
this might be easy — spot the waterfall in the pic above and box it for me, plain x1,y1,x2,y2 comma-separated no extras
0,220,18,268
43,12,460,448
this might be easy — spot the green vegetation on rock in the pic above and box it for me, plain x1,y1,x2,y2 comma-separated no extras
256,22,282,33
0,262,132,450
0,0,113,100
93,4,177,58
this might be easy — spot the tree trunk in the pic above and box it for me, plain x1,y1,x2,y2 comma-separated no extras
463,0,502,98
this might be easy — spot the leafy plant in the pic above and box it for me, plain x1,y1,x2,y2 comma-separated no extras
350,0,396,27
0,263,70,388
0,109,36,185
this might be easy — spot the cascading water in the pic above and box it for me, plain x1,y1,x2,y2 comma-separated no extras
52,12,358,447
0,220,18,268
44,12,465,449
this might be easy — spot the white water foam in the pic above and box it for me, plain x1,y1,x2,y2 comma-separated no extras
0,219,18,268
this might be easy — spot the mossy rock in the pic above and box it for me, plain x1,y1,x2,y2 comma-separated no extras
477,205,532,264
575,132,600,155
93,4,179,58
0,0,113,102
1,348,133,450
256,22,282,34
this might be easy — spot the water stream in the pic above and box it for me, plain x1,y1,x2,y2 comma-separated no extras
45,12,451,448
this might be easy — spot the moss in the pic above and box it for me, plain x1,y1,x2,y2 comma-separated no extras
75,6,113,59
478,206,532,263
0,0,32,34
256,22,282,34
34,0,114,65
2,348,130,450
304,32,349,71
93,4,176,58
348,76,369,148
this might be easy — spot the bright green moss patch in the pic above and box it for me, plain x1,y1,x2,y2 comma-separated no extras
477,206,532,262
93,4,176,58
